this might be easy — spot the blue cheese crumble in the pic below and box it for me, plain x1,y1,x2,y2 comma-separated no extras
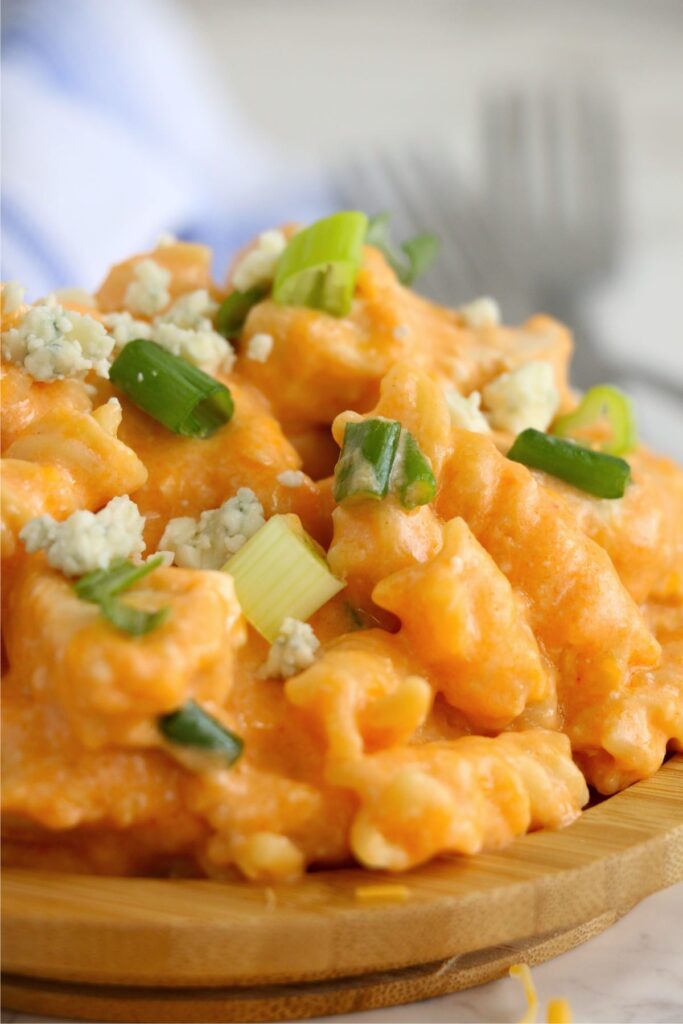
1,281,26,316
482,360,560,434
2,301,113,380
261,617,320,679
159,488,265,570
124,259,171,316
459,296,501,328
444,388,491,433
19,495,146,576
232,230,286,292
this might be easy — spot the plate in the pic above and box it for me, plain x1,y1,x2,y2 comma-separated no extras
2,755,682,1021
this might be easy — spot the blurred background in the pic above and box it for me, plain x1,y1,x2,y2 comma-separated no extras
2,0,682,453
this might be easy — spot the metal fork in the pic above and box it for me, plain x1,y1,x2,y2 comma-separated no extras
331,141,523,308
481,87,681,399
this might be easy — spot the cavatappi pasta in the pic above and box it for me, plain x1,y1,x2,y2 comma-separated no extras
1,214,681,881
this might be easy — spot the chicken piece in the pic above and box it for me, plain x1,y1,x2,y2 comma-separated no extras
3,562,245,748
330,730,587,871
373,518,550,729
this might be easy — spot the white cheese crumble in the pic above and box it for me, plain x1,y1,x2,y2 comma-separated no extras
261,617,320,679
156,289,218,330
460,296,501,329
104,303,235,376
103,311,153,348
156,232,177,248
152,322,235,375
393,324,409,341
231,230,286,292
1,281,26,316
482,360,560,434
246,332,274,363
159,488,265,570
19,495,146,577
277,469,306,488
124,259,171,316
2,302,114,380
444,388,491,433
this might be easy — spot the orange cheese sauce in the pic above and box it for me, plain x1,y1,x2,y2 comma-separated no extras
1,237,681,881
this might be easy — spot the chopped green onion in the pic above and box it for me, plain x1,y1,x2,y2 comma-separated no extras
100,598,169,637
109,339,234,438
333,419,435,508
273,211,368,317
74,555,170,636
216,286,267,339
507,428,631,499
224,514,345,642
333,419,401,504
366,213,439,286
74,554,165,602
552,385,637,456
159,699,243,766
393,431,437,509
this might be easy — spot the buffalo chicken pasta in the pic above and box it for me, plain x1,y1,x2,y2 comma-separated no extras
1,213,681,881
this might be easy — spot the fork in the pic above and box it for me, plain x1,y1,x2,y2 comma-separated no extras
481,87,682,399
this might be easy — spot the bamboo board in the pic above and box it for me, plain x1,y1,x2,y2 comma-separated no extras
3,755,682,1022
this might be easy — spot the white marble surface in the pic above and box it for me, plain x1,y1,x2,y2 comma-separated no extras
2,883,682,1024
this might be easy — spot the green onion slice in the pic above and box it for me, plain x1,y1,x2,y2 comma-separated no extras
334,419,435,508
552,385,637,456
366,213,439,286
272,211,368,317
333,419,402,504
74,554,165,602
393,431,437,509
216,286,267,339
100,598,170,637
75,555,170,636
109,339,234,438
159,699,243,766
224,514,345,642
507,428,631,499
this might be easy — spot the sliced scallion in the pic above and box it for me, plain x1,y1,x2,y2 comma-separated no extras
224,514,345,642
74,555,170,636
333,419,401,504
552,385,637,456
507,428,631,499
109,339,234,438
159,699,243,766
366,213,439,286
100,598,170,636
272,211,368,317
216,285,267,339
333,419,436,508
393,431,437,509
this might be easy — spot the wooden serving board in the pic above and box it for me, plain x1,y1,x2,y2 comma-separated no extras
3,755,682,1022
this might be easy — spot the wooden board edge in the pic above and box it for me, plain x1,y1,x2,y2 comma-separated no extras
1,905,634,1023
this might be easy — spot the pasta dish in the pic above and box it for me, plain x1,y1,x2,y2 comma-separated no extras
1,212,681,881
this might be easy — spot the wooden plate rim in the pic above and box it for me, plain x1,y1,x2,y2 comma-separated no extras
2,756,682,989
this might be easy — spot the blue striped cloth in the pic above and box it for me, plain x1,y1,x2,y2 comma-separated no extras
1,0,333,298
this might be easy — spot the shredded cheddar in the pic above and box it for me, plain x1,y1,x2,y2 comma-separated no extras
510,964,573,1024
